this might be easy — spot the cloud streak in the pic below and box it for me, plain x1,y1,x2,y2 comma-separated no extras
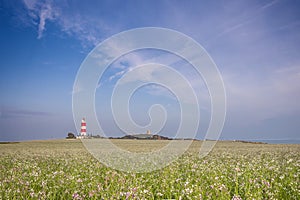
37,2,58,38
22,0,115,46
1,107,52,119
224,65,300,122
23,0,57,39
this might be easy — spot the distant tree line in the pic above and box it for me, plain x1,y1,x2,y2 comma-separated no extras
66,132,76,139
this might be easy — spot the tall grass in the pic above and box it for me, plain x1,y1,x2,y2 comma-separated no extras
0,140,299,199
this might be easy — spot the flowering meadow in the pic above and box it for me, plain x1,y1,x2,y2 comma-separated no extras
0,139,299,199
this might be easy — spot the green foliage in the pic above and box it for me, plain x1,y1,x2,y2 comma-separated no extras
0,140,299,199
66,132,76,139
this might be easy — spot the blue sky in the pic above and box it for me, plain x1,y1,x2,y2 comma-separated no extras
0,0,300,142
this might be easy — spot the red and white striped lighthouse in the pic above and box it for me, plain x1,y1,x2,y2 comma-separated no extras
80,117,87,136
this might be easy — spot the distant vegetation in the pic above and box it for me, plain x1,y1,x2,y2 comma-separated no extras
66,132,76,139
115,134,171,140
0,140,299,199
0,142,19,144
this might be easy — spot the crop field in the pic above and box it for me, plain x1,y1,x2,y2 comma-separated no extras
0,139,299,199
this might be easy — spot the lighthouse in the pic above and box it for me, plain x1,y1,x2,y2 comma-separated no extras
80,117,87,137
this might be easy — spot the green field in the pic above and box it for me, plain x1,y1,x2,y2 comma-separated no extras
0,139,299,199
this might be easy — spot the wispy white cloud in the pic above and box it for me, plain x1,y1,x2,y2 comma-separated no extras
260,0,280,10
107,52,147,81
23,0,58,39
144,84,174,98
21,0,116,46
1,106,52,118
109,70,126,81
224,65,300,123
23,0,38,10
278,20,300,31
37,3,58,39
58,13,114,47
105,49,211,108
70,83,84,95
201,0,281,46
113,62,202,105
